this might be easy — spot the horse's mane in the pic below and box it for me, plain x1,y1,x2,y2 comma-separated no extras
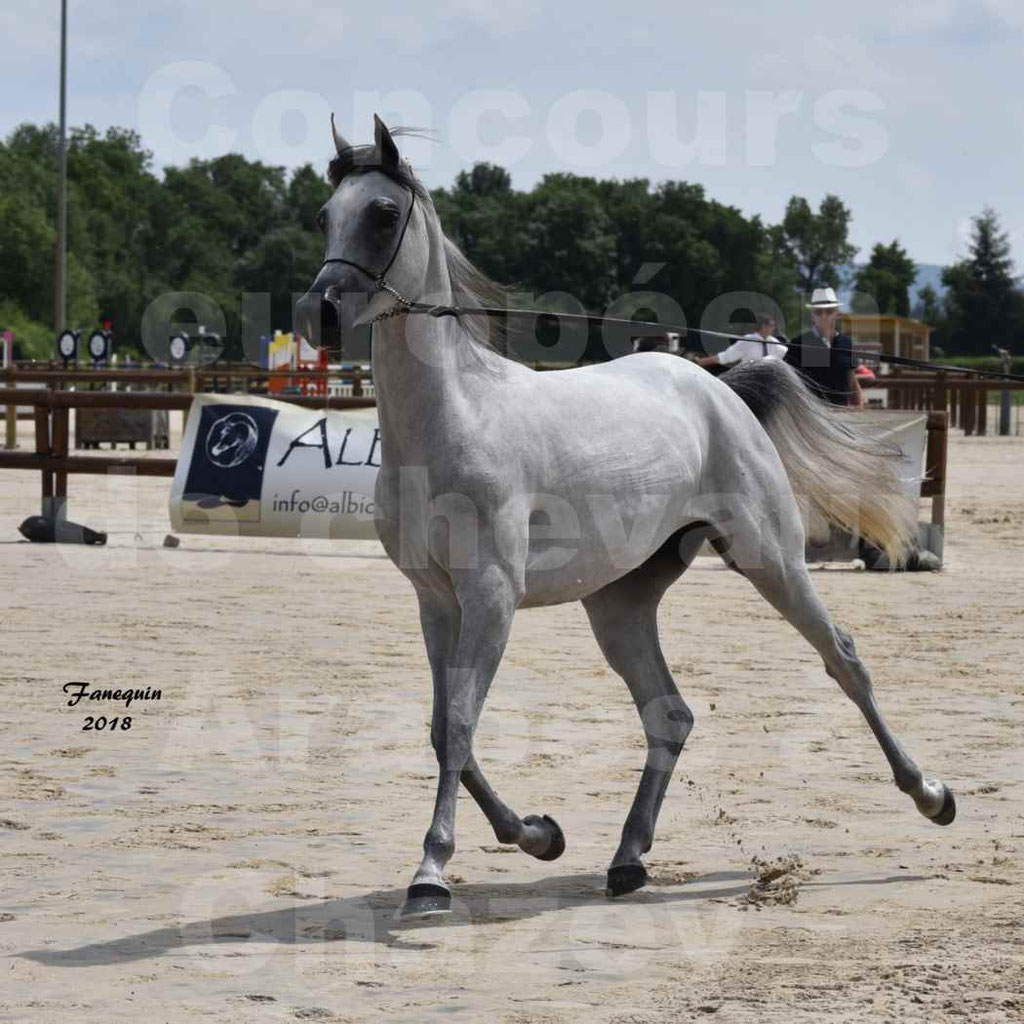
327,128,510,354
439,234,510,352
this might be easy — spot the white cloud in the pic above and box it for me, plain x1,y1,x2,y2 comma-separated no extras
442,0,541,35
800,34,901,87
894,158,934,199
884,0,1024,41
1,1,1021,265
886,1,956,35
0,4,56,57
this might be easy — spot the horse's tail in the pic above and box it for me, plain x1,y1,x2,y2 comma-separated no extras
720,359,917,565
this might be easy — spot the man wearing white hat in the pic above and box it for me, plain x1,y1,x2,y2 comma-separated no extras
784,287,865,407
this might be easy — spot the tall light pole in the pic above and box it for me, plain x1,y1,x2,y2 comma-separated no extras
54,0,68,333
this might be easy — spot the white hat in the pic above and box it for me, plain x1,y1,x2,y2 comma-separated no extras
807,287,840,310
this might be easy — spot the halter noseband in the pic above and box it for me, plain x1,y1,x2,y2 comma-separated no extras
318,191,417,319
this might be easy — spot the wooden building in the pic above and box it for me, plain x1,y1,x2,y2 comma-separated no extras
839,314,932,370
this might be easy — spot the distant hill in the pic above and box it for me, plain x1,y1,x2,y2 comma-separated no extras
910,264,946,301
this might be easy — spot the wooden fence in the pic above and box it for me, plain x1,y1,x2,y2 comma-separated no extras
0,366,953,543
0,387,375,520
873,371,1024,436
1,364,370,449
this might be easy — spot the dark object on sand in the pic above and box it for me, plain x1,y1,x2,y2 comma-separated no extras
18,515,107,545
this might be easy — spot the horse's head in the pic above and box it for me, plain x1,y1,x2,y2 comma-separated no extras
295,115,427,350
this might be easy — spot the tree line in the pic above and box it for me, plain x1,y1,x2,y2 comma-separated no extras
1,122,1020,361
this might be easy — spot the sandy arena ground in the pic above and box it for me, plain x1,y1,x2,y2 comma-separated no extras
1,415,1022,1023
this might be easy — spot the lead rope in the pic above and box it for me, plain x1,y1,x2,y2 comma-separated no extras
372,302,1024,383
316,188,1023,384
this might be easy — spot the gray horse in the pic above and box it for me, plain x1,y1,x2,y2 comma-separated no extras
297,116,955,921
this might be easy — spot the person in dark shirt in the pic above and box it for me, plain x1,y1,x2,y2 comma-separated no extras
784,287,865,407
786,291,937,569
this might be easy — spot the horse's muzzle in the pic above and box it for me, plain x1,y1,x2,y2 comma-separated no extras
296,273,372,352
295,289,341,351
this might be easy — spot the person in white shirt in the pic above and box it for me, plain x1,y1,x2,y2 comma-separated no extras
694,313,786,370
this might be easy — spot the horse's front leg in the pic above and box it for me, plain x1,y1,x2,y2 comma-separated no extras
459,757,565,860
401,565,520,920
417,589,566,866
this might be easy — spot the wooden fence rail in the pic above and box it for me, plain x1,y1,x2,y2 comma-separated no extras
2,363,369,390
873,372,1024,436
0,389,376,523
1,364,373,449
0,385,950,561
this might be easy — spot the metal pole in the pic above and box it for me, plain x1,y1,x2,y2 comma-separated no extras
54,0,68,334
998,348,1012,436
4,365,17,450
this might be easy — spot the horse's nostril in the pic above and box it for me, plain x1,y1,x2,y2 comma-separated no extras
296,292,341,351
321,295,340,347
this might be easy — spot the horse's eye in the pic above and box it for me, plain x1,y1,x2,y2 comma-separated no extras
316,209,327,233
371,200,400,227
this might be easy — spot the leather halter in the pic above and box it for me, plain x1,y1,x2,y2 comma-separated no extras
318,190,418,315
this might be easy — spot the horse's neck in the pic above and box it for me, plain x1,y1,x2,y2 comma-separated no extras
371,219,505,453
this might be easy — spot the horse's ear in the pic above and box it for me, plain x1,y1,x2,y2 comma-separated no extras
330,112,350,154
374,114,400,168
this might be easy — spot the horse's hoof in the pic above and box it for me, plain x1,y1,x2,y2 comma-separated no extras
928,784,956,826
606,862,647,897
523,814,565,862
398,882,451,921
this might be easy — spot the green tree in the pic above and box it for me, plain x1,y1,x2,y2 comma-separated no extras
755,223,803,335
235,224,325,332
436,166,805,353
454,163,511,198
286,163,332,229
63,126,166,340
941,208,1023,354
0,123,101,332
0,120,867,364
852,240,917,315
912,283,943,324
522,174,617,311
642,182,740,322
432,163,529,286
779,194,857,293
0,121,332,359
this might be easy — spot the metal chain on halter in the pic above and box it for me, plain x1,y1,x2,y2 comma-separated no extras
369,278,418,323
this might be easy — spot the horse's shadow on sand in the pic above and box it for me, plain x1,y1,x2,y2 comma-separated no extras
18,871,753,965
16,868,927,967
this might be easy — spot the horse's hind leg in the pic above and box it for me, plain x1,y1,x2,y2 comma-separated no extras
718,507,955,826
583,528,704,897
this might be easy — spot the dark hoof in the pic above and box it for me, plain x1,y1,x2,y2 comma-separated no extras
606,862,647,897
398,882,451,921
523,814,565,862
929,784,956,826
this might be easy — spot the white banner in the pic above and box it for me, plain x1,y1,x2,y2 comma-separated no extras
848,408,928,502
168,398,930,547
169,394,381,540
804,408,930,562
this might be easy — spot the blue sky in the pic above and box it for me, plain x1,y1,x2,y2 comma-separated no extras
3,0,1022,267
